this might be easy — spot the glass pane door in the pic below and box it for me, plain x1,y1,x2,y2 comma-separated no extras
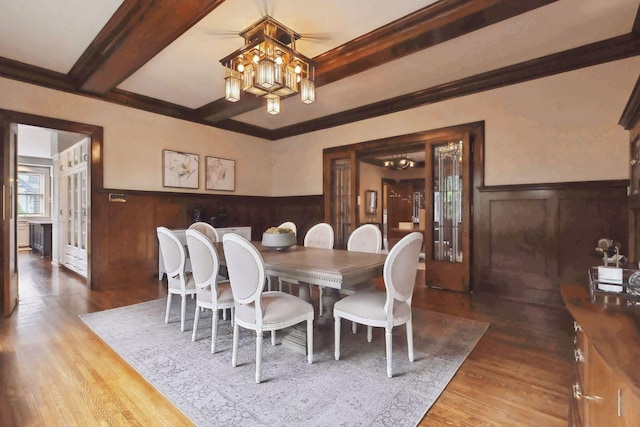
330,158,351,248
432,141,463,263
425,136,471,293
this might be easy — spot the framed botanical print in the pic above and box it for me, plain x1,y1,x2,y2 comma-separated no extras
163,149,199,189
206,156,235,191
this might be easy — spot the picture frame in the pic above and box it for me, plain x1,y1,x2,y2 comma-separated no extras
206,156,235,191
163,149,199,189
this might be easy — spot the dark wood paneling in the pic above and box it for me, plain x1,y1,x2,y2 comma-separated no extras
475,181,628,307
90,190,323,289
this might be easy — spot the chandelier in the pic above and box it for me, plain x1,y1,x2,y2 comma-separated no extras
219,16,316,115
383,155,416,170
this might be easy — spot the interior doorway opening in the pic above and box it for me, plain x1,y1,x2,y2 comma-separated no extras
323,121,484,293
2,109,101,316
17,125,90,282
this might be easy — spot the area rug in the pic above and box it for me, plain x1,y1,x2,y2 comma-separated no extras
80,298,488,427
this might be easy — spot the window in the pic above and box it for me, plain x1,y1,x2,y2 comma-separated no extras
17,171,46,216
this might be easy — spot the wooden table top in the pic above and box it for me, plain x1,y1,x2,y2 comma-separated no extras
214,242,387,289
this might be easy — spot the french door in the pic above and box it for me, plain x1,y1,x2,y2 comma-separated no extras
424,134,471,292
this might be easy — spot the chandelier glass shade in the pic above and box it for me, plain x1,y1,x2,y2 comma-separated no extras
383,155,416,170
220,16,316,115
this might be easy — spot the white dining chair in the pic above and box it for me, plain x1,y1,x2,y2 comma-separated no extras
334,231,423,378
157,226,197,332
344,223,383,333
303,222,335,315
222,233,314,383
188,221,220,243
186,229,234,353
278,221,297,236
347,223,382,254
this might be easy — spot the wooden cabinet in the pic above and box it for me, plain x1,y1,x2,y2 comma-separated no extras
28,221,52,258
562,285,640,426
58,139,88,277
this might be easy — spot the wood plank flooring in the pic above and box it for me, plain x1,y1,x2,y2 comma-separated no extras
0,251,574,426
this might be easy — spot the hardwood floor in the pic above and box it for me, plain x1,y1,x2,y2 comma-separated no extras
1,251,574,426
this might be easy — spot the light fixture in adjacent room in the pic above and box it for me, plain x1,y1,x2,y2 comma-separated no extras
220,16,316,115
383,154,416,170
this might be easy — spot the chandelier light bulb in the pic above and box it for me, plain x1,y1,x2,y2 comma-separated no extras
237,63,244,72
294,63,302,74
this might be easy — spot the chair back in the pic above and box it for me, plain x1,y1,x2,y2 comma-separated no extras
188,221,219,243
157,226,186,278
347,224,382,254
186,229,220,297
278,221,297,236
304,223,334,249
222,234,266,316
383,232,423,308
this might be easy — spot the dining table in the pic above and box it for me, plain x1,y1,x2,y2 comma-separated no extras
213,241,387,352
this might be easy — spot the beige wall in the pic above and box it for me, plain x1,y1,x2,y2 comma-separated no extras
2,56,639,198
0,78,273,196
271,57,640,196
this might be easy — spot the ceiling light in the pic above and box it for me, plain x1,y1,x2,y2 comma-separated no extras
383,154,416,170
220,16,316,115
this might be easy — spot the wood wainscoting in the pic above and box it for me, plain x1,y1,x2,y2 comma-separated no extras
473,180,628,307
90,191,322,290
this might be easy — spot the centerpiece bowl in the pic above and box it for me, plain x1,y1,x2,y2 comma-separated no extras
261,227,296,251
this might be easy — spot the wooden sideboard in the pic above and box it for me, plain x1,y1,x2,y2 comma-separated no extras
561,285,640,426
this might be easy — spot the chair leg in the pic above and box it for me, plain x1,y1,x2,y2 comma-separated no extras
180,295,187,332
319,286,324,316
385,327,393,378
232,323,239,368
211,311,219,353
165,293,172,324
367,325,373,343
255,330,263,384
192,304,200,341
406,320,414,362
223,308,227,321
334,315,341,360
271,330,276,346
307,319,313,364
352,321,357,334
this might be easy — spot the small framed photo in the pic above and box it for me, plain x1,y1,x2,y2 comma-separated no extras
206,156,235,191
163,149,199,189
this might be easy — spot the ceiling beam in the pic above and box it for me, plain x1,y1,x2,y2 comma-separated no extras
270,34,640,140
71,0,226,95
196,0,557,123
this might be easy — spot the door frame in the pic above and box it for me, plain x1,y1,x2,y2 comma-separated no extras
0,109,103,308
323,121,484,292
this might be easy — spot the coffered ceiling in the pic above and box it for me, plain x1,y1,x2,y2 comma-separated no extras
1,0,639,140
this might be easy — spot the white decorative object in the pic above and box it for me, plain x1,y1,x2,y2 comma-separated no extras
597,266,623,292
262,229,296,250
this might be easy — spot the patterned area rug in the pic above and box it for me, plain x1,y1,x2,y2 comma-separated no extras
80,298,488,426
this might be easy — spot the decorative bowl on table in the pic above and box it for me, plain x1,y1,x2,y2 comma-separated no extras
261,227,296,251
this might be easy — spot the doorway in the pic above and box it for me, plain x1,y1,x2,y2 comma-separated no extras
1,109,101,316
323,122,484,293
